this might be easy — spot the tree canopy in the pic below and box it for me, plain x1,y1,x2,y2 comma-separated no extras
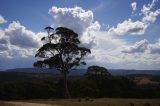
85,65,112,79
34,26,91,98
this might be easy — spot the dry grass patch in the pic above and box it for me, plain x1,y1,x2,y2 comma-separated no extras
20,98,160,106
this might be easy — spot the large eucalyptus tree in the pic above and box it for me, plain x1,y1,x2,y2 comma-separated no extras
34,26,91,98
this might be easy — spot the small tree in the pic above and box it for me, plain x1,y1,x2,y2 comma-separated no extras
85,65,112,79
34,26,91,98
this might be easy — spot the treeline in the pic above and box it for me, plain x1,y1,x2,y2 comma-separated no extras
0,76,160,100
0,66,160,100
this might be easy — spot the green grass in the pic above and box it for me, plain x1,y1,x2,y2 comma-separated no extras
21,98,160,106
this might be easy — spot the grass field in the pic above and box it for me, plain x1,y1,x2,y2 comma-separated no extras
2,98,160,106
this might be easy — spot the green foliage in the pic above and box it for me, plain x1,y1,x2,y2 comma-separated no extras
0,71,160,100
34,26,90,98
34,26,91,73
85,65,112,79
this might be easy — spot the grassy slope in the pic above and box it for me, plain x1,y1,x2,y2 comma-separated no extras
17,98,160,106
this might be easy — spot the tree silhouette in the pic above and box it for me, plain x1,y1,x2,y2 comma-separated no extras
34,26,91,98
85,65,112,79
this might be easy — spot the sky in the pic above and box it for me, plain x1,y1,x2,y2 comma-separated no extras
0,0,160,70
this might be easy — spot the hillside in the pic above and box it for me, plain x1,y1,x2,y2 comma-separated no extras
3,68,160,76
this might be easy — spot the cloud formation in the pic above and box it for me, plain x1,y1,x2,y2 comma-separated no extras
131,2,137,15
49,6,94,35
39,3,160,69
108,19,147,35
48,6,126,50
0,15,7,24
122,39,149,53
108,0,160,36
5,21,41,48
49,6,101,48
0,21,43,60
149,39,160,54
0,0,160,69
121,38,160,55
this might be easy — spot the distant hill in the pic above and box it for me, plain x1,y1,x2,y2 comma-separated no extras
0,68,86,81
0,68,5,71
109,69,160,76
1,68,160,85
5,68,86,76
3,68,160,76
6,68,59,74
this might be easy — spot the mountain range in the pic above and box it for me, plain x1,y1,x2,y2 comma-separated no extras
2,68,160,76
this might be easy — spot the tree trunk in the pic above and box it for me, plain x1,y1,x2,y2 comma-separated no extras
64,73,70,98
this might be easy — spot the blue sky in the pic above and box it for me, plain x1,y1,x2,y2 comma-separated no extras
0,0,160,70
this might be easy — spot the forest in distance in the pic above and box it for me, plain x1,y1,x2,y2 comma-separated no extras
0,65,160,100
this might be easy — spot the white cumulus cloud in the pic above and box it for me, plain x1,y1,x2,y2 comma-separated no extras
149,38,160,54
131,2,137,15
0,21,44,59
121,38,160,55
5,21,41,48
108,0,160,36
122,39,149,53
108,19,147,35
49,6,101,48
47,5,160,69
0,15,7,24
49,6,94,35
0,0,160,69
